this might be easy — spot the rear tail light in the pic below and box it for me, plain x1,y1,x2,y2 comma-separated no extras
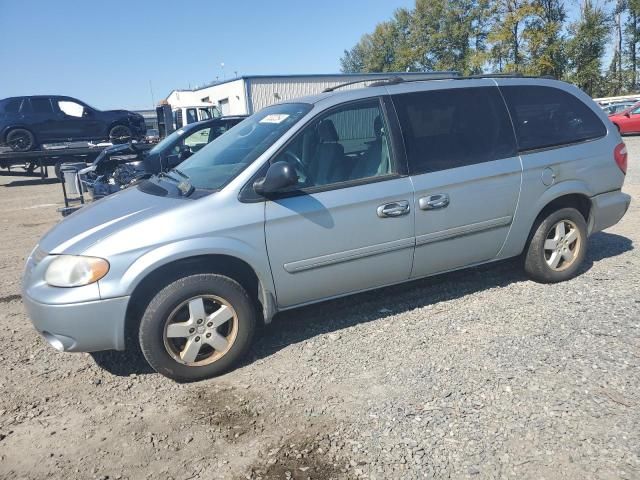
614,142,628,174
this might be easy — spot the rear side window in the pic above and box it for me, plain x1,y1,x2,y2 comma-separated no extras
4,99,23,114
392,87,517,175
29,98,54,114
500,86,606,152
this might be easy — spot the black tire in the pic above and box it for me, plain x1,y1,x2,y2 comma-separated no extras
109,124,132,144
6,128,36,152
139,274,256,381
524,207,588,283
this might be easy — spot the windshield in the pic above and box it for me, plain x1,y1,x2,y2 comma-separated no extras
148,126,193,155
177,103,312,190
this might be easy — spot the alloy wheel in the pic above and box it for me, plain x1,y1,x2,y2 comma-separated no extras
162,295,238,366
543,219,581,271
7,131,31,151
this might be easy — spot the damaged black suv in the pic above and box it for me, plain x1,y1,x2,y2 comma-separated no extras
0,95,146,152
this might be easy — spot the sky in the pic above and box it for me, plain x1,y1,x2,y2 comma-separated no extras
0,0,414,111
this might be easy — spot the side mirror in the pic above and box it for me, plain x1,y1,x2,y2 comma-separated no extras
625,112,631,118
253,161,298,195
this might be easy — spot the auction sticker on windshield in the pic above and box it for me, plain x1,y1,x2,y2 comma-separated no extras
259,114,290,124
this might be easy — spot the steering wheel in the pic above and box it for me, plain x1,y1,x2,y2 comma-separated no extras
282,150,308,183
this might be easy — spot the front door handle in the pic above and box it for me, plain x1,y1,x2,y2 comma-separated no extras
419,193,449,210
377,200,410,218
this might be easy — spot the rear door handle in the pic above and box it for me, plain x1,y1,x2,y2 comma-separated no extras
377,200,410,218
419,194,449,210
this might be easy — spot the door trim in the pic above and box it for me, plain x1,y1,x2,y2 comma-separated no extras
415,216,512,246
283,237,415,273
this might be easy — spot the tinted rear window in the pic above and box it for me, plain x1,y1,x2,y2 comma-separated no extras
29,98,54,114
392,87,517,175
3,99,23,114
500,86,606,152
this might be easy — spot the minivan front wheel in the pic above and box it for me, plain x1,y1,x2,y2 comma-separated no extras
524,207,587,283
139,274,256,381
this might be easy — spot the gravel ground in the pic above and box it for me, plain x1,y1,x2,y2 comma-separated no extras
0,138,638,480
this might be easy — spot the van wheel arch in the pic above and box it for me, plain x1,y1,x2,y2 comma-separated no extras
525,193,592,251
124,255,269,351
4,126,37,150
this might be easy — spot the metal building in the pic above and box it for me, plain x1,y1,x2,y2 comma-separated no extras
165,72,455,116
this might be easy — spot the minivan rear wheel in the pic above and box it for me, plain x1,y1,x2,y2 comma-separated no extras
524,207,587,283
139,274,256,381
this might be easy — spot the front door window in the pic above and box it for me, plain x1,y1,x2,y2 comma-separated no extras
272,99,393,189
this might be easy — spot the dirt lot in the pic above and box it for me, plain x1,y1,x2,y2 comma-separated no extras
0,139,638,480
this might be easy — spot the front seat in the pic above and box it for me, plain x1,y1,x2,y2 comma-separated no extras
350,116,389,179
309,119,345,185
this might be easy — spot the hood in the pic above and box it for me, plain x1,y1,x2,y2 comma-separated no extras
39,186,183,254
91,143,138,166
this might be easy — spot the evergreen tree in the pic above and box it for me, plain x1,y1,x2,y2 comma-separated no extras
523,0,567,77
487,0,537,72
626,0,640,88
566,0,611,96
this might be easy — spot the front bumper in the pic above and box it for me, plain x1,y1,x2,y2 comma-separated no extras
589,190,631,234
23,294,129,352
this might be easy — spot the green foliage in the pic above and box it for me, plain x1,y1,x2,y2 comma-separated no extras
339,0,640,97
566,1,610,96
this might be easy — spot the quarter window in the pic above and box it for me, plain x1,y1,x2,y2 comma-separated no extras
272,99,393,188
58,100,84,117
30,98,53,114
500,86,606,152
392,87,517,175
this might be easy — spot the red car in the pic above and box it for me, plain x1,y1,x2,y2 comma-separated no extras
609,102,640,134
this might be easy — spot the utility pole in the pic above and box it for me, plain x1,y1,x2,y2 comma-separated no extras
149,80,155,108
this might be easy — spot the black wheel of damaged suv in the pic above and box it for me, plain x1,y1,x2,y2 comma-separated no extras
524,207,587,283
109,124,132,144
6,128,36,152
138,274,256,382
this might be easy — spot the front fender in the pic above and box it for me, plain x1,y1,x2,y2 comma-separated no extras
97,236,275,301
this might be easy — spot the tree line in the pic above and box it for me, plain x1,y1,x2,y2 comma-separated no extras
340,0,640,97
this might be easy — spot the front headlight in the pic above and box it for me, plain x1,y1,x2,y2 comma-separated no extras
45,255,110,287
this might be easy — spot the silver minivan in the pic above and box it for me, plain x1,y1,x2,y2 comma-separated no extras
23,76,631,381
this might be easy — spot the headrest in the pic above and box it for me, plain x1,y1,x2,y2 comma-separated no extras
318,119,339,142
373,116,383,138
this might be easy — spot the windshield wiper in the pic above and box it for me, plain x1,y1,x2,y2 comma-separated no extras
171,168,190,180
156,171,181,182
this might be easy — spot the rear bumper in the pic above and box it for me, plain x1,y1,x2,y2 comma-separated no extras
23,294,129,352
589,190,631,234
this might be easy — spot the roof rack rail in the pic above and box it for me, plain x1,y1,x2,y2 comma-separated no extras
322,77,395,93
322,72,459,93
455,72,524,79
322,72,556,93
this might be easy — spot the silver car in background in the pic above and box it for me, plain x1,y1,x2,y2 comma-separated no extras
23,76,631,381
